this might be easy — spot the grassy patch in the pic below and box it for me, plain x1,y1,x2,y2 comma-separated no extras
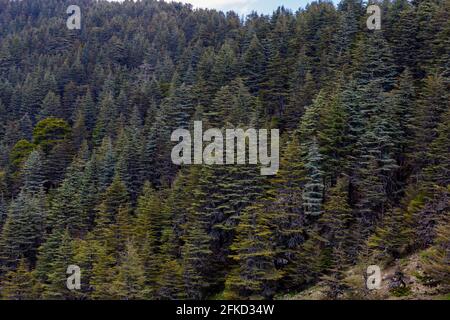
390,286,412,297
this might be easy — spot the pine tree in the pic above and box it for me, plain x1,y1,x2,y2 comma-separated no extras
21,149,46,194
38,92,62,121
0,194,7,231
0,258,35,300
298,90,324,145
134,183,166,298
422,101,450,187
72,109,87,149
32,118,71,155
110,241,146,300
414,186,450,249
39,229,77,300
92,93,118,146
388,1,418,72
302,139,325,216
48,157,86,237
89,239,116,300
329,0,361,72
320,177,355,262
421,203,450,291
242,34,267,95
9,139,34,189
212,42,238,89
181,166,213,299
413,74,449,171
79,157,99,232
207,79,257,127
285,70,316,130
415,0,448,76
156,190,186,299
96,137,116,193
269,133,307,288
0,189,47,272
390,69,417,160
194,162,266,290
79,90,97,132
225,201,283,299
368,207,414,262
94,175,130,244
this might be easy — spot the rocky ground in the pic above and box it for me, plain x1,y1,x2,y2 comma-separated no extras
280,253,449,300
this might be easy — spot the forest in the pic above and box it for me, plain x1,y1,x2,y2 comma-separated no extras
0,0,448,300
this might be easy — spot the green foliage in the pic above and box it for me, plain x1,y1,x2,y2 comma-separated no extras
0,0,448,301
0,259,36,300
225,201,283,299
390,286,412,297
32,118,71,154
0,189,47,272
9,140,34,171
421,207,450,291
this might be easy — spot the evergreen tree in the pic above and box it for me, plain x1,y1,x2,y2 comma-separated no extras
38,229,76,300
302,139,325,216
225,201,283,299
21,150,46,194
0,189,47,271
48,158,86,237
0,258,35,300
413,74,449,170
421,204,450,291
423,105,450,187
94,175,130,244
318,88,350,183
134,182,166,298
110,242,146,300
242,35,267,95
181,166,213,299
38,92,62,121
269,134,307,288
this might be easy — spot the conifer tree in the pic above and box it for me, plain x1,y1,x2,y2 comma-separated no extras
390,69,417,160
96,137,116,193
320,177,354,261
421,205,450,291
318,89,350,183
212,42,238,89
0,194,6,231
0,189,46,271
242,34,267,95
32,118,71,155
89,240,116,300
302,139,325,216
21,150,46,194
39,229,76,300
48,158,86,237
181,166,214,299
368,207,413,261
413,74,449,170
116,127,144,203
225,201,283,299
94,175,130,243
0,258,35,300
423,105,450,187
134,182,167,298
269,134,307,288
9,139,34,189
110,242,146,300
92,93,118,146
38,92,62,121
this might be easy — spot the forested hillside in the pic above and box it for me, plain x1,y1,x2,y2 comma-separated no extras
0,0,448,300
